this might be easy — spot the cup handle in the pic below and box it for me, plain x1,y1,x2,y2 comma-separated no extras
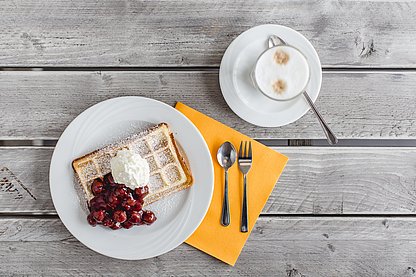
268,35,286,48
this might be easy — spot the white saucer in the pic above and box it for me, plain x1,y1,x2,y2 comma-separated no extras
219,24,322,127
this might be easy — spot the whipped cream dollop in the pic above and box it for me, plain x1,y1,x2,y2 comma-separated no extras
110,149,150,190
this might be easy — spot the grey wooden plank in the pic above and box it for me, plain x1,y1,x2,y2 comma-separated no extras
273,147,416,215
1,71,415,140
1,147,416,215
1,1,416,67
0,147,53,213
0,217,416,276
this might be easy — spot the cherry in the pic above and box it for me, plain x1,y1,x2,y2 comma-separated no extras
134,186,149,198
120,198,133,211
121,204,131,211
89,196,106,210
126,198,136,207
102,217,114,227
110,222,121,230
129,211,143,224
137,198,144,206
114,186,128,198
92,209,105,222
142,210,157,225
122,221,134,229
91,179,105,196
132,202,143,212
89,196,99,206
104,173,115,185
113,210,127,223
87,214,97,226
107,193,120,209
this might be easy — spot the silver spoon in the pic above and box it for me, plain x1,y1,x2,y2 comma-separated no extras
217,141,237,226
268,35,338,145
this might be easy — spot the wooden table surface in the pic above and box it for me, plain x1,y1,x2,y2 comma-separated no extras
1,1,416,276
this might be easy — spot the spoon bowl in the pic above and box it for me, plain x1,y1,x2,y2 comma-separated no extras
217,142,237,169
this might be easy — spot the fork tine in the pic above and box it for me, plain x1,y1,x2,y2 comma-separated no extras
248,141,252,159
238,141,243,159
243,141,247,158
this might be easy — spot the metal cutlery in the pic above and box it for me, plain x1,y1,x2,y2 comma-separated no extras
217,142,237,226
238,141,252,232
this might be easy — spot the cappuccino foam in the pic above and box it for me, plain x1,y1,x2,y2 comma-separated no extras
254,45,309,100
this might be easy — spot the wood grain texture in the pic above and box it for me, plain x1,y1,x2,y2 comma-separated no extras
1,1,416,67
1,217,416,276
273,147,416,215
1,147,416,215
1,71,416,140
0,147,53,213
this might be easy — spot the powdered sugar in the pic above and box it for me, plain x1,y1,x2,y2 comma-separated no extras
73,121,192,219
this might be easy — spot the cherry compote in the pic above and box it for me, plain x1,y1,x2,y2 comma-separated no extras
87,173,156,229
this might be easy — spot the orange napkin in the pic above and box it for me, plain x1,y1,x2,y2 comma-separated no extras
175,102,288,266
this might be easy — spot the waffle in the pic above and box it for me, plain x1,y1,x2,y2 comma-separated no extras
72,123,193,206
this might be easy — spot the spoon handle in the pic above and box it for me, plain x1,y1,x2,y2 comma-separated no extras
221,170,230,226
302,91,338,145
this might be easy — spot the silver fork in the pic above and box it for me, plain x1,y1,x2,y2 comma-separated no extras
238,141,252,233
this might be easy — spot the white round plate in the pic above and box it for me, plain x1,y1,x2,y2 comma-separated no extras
50,96,214,260
219,24,322,127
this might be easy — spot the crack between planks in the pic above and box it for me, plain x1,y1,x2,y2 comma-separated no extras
2,66,416,72
0,213,58,219
259,214,416,218
1,139,416,147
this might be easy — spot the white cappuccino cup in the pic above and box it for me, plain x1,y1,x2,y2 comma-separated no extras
252,43,310,101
